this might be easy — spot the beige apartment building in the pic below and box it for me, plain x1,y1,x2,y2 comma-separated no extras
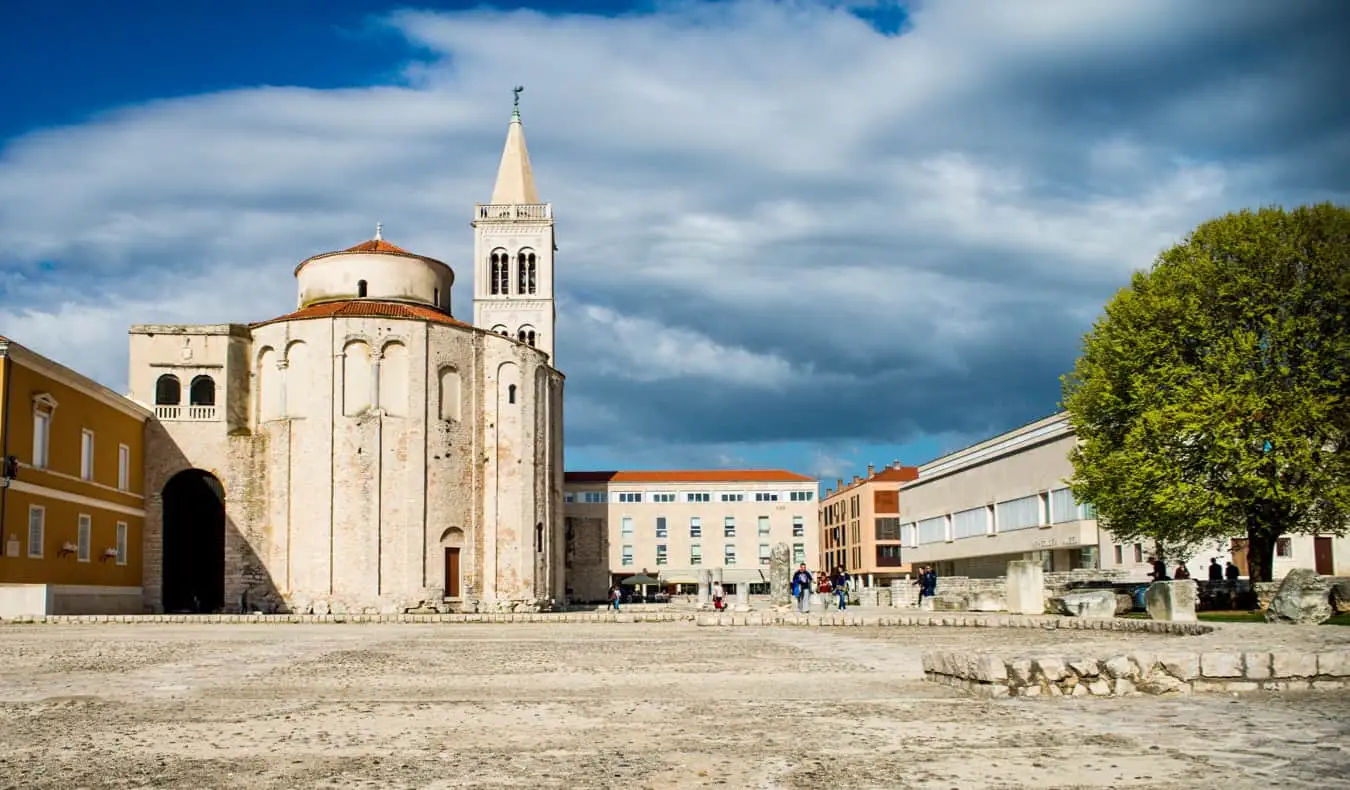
819,462,919,586
898,412,1350,580
562,470,819,603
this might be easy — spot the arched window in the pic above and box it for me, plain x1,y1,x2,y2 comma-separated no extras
357,280,368,298
155,375,181,405
491,325,509,336
535,523,544,553
490,250,509,295
516,326,537,347
189,375,216,406
433,287,440,307
526,330,536,347
508,384,517,404
517,251,537,295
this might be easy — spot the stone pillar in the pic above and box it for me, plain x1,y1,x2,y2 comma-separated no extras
1145,580,1197,622
769,542,791,607
734,584,750,612
1006,560,1044,615
890,579,904,608
697,570,711,607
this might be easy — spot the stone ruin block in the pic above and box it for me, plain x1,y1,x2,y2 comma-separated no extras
1005,560,1044,615
1145,580,1198,622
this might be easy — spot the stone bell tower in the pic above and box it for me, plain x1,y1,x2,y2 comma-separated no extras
472,87,557,364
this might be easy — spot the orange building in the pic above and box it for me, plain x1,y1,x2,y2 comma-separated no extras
0,336,151,616
819,462,920,585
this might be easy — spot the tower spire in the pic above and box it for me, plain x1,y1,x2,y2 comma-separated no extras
490,86,539,205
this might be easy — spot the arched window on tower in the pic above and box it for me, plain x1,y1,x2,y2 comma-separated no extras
490,250,509,295
189,375,216,406
516,326,537,347
508,384,517,404
155,375,181,405
517,250,537,295
357,280,368,298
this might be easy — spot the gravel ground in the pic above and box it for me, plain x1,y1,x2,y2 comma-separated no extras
0,622,1346,789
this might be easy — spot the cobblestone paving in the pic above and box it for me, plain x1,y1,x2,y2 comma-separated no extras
0,623,1346,789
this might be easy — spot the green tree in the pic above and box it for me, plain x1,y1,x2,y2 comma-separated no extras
1062,203,1350,582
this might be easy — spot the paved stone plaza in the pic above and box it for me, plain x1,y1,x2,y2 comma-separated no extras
1,622,1348,789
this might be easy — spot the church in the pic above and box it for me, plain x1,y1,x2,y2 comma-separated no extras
125,97,566,615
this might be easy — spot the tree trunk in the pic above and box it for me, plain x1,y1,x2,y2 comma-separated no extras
1245,528,1276,583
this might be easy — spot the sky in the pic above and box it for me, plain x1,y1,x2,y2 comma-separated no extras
2,0,1348,483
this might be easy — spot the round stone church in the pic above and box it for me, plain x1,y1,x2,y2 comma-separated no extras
127,102,565,614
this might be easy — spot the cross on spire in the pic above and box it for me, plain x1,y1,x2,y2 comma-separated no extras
512,85,523,120
374,222,383,241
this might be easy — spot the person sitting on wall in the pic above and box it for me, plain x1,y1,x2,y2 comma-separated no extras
1174,562,1191,580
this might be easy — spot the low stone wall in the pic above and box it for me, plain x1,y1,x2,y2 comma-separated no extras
923,649,1350,697
694,612,1211,634
929,569,1133,612
1,612,699,625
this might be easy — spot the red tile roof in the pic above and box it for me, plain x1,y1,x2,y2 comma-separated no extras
252,299,472,329
565,470,816,484
823,464,920,499
344,239,412,254
294,238,452,276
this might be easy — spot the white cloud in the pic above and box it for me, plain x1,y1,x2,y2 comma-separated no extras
1,0,1346,470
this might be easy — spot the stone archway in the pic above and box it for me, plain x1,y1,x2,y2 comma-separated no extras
440,527,464,599
161,469,226,613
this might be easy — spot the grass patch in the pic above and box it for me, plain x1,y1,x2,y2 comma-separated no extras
1196,611,1350,625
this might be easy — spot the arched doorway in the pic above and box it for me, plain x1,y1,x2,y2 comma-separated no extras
161,469,226,613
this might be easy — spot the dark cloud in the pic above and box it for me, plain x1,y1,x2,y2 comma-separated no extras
1,0,1347,477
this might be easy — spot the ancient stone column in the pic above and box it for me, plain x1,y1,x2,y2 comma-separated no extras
769,542,792,607
1006,560,1045,615
735,583,750,612
697,569,711,607
1146,580,1198,622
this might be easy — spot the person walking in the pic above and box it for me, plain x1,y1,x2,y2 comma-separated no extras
1208,557,1223,581
914,566,930,606
609,584,622,612
791,564,813,614
712,580,725,611
1225,561,1240,581
831,566,850,611
923,566,938,602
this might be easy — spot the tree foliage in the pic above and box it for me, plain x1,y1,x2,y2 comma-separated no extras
1062,203,1350,581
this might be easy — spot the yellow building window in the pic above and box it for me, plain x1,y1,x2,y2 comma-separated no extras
118,445,131,491
28,505,45,558
77,515,92,562
115,522,128,566
81,429,95,481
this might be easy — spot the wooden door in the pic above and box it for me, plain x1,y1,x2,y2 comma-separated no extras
444,547,461,598
1314,537,1334,575
1229,538,1249,577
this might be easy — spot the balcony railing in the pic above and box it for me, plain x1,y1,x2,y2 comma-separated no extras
474,203,551,221
155,405,218,421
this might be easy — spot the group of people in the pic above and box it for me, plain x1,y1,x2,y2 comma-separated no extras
789,565,855,613
1147,556,1244,582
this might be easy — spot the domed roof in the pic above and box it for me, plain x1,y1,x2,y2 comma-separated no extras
343,238,412,254
293,232,451,277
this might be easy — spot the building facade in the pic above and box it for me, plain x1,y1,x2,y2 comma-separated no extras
0,336,151,616
819,462,920,585
899,412,1349,580
125,100,566,615
563,470,819,603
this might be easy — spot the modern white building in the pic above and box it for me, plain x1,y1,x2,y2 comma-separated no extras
125,97,566,615
562,470,819,603
898,412,1348,580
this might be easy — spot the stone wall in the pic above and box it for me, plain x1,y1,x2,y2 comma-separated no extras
923,649,1350,697
926,569,1130,611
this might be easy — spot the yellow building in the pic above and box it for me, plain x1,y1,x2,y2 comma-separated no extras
0,335,151,616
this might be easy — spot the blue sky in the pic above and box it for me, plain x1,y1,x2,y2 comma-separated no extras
2,0,1347,481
